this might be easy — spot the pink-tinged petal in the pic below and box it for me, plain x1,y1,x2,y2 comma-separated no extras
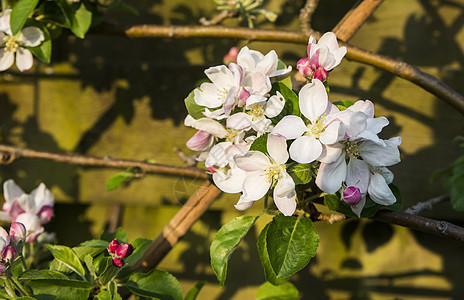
368,173,396,205
273,171,297,216
15,213,44,242
237,87,250,107
0,227,9,246
244,72,271,96
297,58,312,77
272,66,292,77
0,48,14,71
267,134,289,165
315,154,347,194
317,32,340,52
241,170,271,201
205,142,233,168
228,62,243,87
318,143,343,163
272,115,307,139
213,167,246,194
19,27,44,47
223,86,238,115
306,35,317,57
315,47,336,71
16,47,33,72
237,46,256,71
9,222,26,243
224,46,239,65
38,206,53,223
227,112,253,131
265,91,285,118
185,116,226,138
0,212,10,222
350,196,366,218
346,158,370,194
3,179,25,205
186,130,213,151
205,65,234,90
235,151,270,172
256,50,278,76
319,120,343,145
348,100,374,118
313,67,328,81
299,79,328,122
362,137,401,167
289,136,322,164
245,94,267,109
202,108,225,120
9,201,25,220
366,117,389,134
234,197,254,211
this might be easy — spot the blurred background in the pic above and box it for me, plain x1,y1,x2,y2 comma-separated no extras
1,0,464,299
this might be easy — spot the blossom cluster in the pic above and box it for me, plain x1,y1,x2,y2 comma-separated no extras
0,222,27,273
184,32,401,217
0,180,54,241
107,239,134,267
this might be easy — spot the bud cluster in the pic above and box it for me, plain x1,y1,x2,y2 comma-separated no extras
107,239,134,267
0,222,27,273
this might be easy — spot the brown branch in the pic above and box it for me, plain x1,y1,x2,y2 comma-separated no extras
404,194,450,215
372,210,464,242
299,0,320,33
332,0,384,42
0,144,208,180
199,10,238,26
131,181,222,270
90,24,464,116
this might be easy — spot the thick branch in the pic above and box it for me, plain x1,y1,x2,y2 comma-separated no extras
333,0,384,42
372,210,464,242
0,144,208,180
131,181,222,270
91,24,464,116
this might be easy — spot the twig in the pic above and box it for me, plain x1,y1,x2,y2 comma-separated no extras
299,0,320,33
90,24,464,116
0,144,208,180
173,147,197,166
371,210,464,242
199,10,238,26
318,213,346,224
404,194,450,215
332,0,384,42
131,181,222,270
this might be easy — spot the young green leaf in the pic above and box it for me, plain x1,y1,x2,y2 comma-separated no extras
256,281,299,300
276,60,292,90
266,215,319,279
10,0,39,35
46,245,86,279
70,2,92,38
106,171,133,191
287,163,313,185
249,133,269,153
184,89,207,119
332,100,355,111
210,215,259,286
123,269,183,300
270,82,300,124
184,281,206,300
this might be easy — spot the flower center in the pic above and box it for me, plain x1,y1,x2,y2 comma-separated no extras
3,36,19,53
265,163,286,184
248,103,265,120
305,116,326,138
225,128,240,142
343,139,364,159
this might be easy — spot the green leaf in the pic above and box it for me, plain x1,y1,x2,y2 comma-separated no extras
46,245,86,279
28,279,94,299
184,89,207,119
84,254,97,280
10,0,39,35
210,215,259,286
95,290,112,300
56,0,74,28
101,227,128,243
70,2,92,38
257,223,289,285
106,171,133,191
267,215,319,279
256,281,299,300
270,82,300,124
123,269,183,300
249,133,269,153
184,281,206,300
332,100,355,111
123,238,152,265
287,163,313,185
276,60,292,90
19,270,68,280
79,239,110,249
25,20,52,64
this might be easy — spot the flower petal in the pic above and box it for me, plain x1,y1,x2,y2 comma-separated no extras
16,47,33,72
319,120,343,145
273,171,297,216
234,198,254,211
289,136,322,164
3,179,25,205
0,48,14,71
318,143,343,163
315,154,347,194
362,137,401,167
272,115,307,139
241,170,271,201
235,151,270,172
205,65,233,90
205,142,233,168
19,27,44,47
186,130,213,151
227,112,253,131
350,196,366,218
267,134,289,165
256,50,278,76
346,158,370,194
368,173,396,205
265,91,285,118
299,79,328,122
213,167,246,194
237,46,256,72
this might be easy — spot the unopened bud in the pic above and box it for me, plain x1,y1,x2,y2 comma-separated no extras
2,245,16,262
108,240,119,254
116,243,134,259
296,58,313,77
38,206,53,224
343,186,362,205
112,257,125,267
9,222,26,244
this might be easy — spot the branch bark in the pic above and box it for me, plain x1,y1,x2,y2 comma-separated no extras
404,194,450,215
91,23,464,116
131,181,222,270
332,0,384,42
0,144,208,180
299,0,320,33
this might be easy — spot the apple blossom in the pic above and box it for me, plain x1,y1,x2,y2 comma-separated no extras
2,245,15,262
9,222,26,244
234,134,297,216
0,227,9,255
0,9,45,72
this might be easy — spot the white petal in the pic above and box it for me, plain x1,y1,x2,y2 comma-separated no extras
289,136,322,164
237,46,256,72
315,154,347,194
346,111,368,138
299,79,328,122
273,171,297,216
241,170,271,201
244,72,271,96
235,151,270,172
332,46,347,68
227,113,253,131
213,167,246,193
272,116,307,139
16,47,33,72
272,66,292,77
31,183,50,213
368,173,396,205
0,48,14,71
205,65,234,90
267,134,289,165
316,47,336,70
319,120,343,145
3,179,25,205
350,196,366,218
186,131,213,151
19,27,44,47
317,32,340,54
346,158,370,194
185,116,226,138
256,50,278,76
265,91,285,118
194,84,223,108
348,100,374,118
362,137,401,167
0,226,9,247
245,95,267,108
357,130,386,147
366,117,389,134
205,142,232,168
318,143,343,163
234,198,254,210
0,10,12,35
251,118,272,134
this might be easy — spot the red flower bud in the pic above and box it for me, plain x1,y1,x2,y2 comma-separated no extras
112,257,125,267
343,186,362,206
2,245,16,262
108,240,119,254
116,243,134,259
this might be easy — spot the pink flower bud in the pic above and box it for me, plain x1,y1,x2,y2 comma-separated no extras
297,58,313,77
38,206,53,224
313,66,329,81
112,257,125,267
224,46,239,65
116,243,134,259
186,131,212,151
0,262,5,274
2,245,16,262
9,222,26,243
343,186,362,205
108,240,119,254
